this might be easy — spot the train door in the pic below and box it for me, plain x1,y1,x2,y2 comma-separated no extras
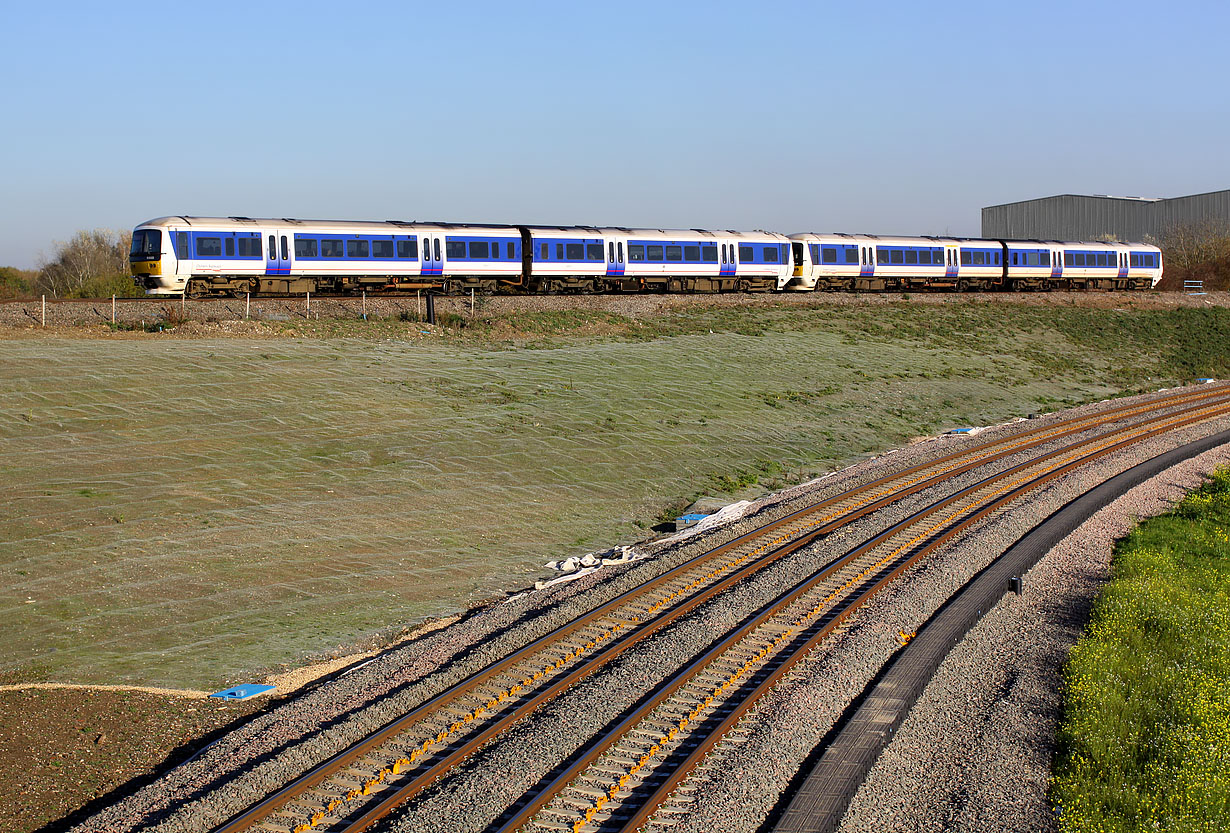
1051,247,1063,283
420,233,443,278
265,228,290,276
945,246,958,281
606,237,625,280
860,245,874,279
720,240,737,280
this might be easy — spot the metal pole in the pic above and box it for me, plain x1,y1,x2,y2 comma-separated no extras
246,292,250,320
426,293,436,325
41,295,45,327
112,295,116,324
362,290,366,319
307,290,310,316
417,289,421,322
470,287,475,315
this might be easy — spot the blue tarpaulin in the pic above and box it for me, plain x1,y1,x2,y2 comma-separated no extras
210,683,276,701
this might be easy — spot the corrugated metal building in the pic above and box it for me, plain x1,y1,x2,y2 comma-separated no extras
981,189,1230,241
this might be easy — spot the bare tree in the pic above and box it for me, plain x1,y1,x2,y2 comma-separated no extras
36,229,133,297
1159,220,1230,270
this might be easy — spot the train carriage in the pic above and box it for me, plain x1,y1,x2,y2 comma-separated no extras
615,229,791,293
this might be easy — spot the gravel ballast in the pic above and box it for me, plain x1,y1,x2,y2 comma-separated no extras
65,388,1230,833
834,440,1230,833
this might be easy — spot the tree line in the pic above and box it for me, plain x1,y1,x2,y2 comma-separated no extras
1,229,137,300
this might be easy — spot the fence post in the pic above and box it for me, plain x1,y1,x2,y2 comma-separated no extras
112,295,116,324
246,292,250,320
417,289,421,322
470,287,475,315
41,295,45,327
362,290,366,320
306,290,311,316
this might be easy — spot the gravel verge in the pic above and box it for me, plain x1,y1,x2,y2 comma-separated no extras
833,439,1230,833
65,386,1230,833
658,409,1230,833
1,290,1226,334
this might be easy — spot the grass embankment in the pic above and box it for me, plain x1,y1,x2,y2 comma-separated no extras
1051,468,1230,831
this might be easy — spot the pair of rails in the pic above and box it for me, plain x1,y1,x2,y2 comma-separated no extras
214,383,1230,833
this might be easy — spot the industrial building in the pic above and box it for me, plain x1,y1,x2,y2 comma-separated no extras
981,189,1230,241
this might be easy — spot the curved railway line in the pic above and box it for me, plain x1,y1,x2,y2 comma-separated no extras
197,383,1230,833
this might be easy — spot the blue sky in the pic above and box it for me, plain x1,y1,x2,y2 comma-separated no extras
1,0,1227,268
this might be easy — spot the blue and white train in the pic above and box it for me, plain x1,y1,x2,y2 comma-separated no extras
129,216,1163,296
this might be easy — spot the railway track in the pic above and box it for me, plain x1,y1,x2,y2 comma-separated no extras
212,383,1230,833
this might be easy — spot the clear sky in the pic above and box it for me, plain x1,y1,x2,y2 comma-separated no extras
1,0,1227,268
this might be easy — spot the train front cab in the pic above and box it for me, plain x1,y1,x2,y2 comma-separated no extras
130,224,190,295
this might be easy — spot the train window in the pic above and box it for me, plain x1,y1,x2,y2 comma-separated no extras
618,242,623,263
1041,251,1050,266
348,239,370,258
960,251,971,265
321,239,343,258
587,244,603,261
1075,253,1086,266
763,246,778,263
176,231,189,259
1130,253,1140,267
609,242,615,263
565,242,582,260
557,243,565,260
268,235,276,259
508,241,516,259
861,248,867,265
684,245,700,262
1023,252,1034,266
224,238,235,257
470,241,490,259
197,237,222,257
875,249,887,265
702,245,717,262
822,247,837,264
433,238,441,261
918,250,930,265
720,244,727,264
846,247,859,264
541,243,548,260
295,238,318,258
1011,252,1018,266
647,245,664,261
972,251,984,265
666,245,682,261
628,244,645,262
904,249,917,265
447,241,466,259
281,236,289,260
888,249,901,264
491,241,501,259
397,239,418,259
738,245,753,262
1063,252,1073,266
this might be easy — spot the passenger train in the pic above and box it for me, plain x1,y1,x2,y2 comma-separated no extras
129,216,1164,297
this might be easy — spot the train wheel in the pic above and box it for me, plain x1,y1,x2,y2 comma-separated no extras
957,278,970,292
186,280,206,299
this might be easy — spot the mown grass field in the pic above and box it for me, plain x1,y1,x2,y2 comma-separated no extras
1051,468,1230,832
3,300,1230,690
